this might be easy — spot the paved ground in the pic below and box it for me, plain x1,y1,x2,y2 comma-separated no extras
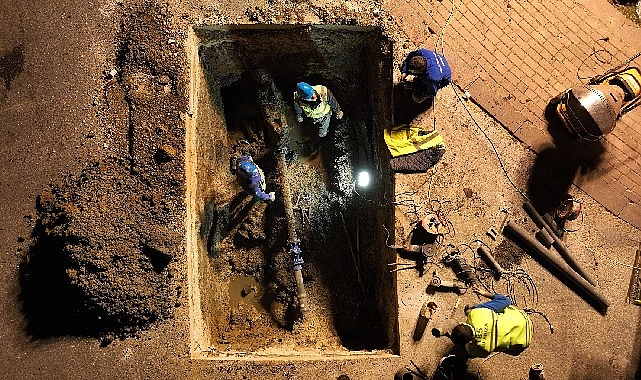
387,0,641,228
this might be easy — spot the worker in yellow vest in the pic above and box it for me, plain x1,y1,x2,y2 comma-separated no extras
294,82,344,138
448,286,533,358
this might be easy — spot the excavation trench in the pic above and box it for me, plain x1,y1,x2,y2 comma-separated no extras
186,25,397,359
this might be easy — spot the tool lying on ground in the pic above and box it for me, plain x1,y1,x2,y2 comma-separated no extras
388,261,419,273
389,243,436,275
390,243,436,257
487,209,510,241
413,300,438,341
442,249,477,286
429,270,467,293
626,243,641,306
552,63,641,140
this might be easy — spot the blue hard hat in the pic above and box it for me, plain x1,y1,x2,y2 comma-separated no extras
297,82,315,101
238,160,258,178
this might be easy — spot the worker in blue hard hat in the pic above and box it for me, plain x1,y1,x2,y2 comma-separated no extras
233,155,275,202
294,82,344,138
400,48,451,103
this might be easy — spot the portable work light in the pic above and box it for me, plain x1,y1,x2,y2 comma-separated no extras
356,171,370,188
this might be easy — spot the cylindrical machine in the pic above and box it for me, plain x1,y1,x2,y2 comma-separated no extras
559,84,625,139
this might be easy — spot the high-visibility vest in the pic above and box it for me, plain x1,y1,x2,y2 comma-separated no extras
383,124,445,157
298,85,331,119
465,306,533,358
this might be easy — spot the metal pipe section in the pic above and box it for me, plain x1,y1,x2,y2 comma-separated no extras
523,202,598,287
477,245,504,278
504,220,609,314
277,152,309,315
542,213,564,237
535,228,554,248
255,71,309,315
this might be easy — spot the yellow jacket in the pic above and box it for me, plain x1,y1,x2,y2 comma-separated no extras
383,124,445,157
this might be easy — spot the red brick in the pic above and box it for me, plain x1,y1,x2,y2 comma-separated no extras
619,203,641,229
610,167,624,180
628,171,641,187
485,29,502,46
496,41,512,57
494,61,509,75
618,175,637,191
625,159,641,175
619,164,632,176
520,63,536,79
521,53,540,72
466,0,484,15
493,49,509,66
488,22,504,39
601,172,617,185
509,46,530,67
461,12,481,29
538,48,554,63
625,190,641,205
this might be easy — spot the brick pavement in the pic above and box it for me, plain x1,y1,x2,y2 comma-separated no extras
385,0,641,229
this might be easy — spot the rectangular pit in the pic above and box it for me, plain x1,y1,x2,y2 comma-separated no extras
186,25,397,359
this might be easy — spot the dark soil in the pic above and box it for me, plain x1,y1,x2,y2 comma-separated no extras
19,1,188,341
21,158,182,341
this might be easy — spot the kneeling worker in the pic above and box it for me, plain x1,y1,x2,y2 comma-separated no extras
448,286,533,358
294,82,344,138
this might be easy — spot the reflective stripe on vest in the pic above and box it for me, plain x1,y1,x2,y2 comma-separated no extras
466,306,532,357
299,85,331,119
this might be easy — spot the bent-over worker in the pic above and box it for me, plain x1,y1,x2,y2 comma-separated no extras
233,155,275,202
400,48,451,103
448,286,533,358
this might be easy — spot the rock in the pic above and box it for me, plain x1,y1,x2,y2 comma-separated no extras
270,301,287,326
154,145,177,163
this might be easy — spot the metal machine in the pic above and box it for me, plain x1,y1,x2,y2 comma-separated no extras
553,65,641,140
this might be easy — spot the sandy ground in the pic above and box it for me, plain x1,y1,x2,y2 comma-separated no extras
1,0,641,379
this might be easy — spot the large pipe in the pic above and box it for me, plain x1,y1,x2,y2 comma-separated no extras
477,245,504,278
523,202,598,287
504,220,609,314
256,71,308,315
542,212,564,237
276,149,309,315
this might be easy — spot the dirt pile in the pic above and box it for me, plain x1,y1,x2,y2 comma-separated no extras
20,158,181,341
19,1,188,342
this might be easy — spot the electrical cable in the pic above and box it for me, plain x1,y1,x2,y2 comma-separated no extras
577,48,613,80
435,0,463,56
451,84,531,202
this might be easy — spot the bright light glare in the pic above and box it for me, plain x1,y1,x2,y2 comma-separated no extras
357,171,370,187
